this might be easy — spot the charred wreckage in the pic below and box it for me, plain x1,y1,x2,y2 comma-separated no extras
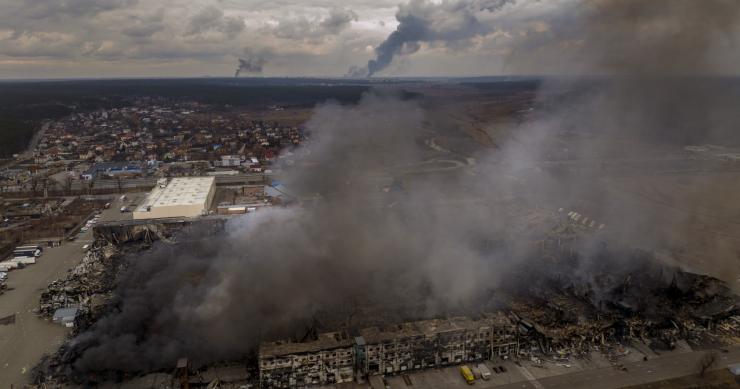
31,215,740,388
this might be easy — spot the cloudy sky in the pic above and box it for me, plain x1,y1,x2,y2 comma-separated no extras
0,0,738,79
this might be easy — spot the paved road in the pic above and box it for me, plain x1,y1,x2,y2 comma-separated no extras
321,347,740,389
493,347,740,389
0,200,123,387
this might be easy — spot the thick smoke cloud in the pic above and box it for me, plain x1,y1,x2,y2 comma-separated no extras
499,0,740,276
357,0,516,77
67,0,740,375
70,93,526,372
508,0,740,143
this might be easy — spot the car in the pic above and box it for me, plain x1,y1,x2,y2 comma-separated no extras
81,227,88,232
0,272,7,281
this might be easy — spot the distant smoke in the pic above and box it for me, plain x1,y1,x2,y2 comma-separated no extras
360,0,516,77
234,55,266,77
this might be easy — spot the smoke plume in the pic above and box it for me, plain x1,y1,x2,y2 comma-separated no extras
359,0,516,77
234,54,266,77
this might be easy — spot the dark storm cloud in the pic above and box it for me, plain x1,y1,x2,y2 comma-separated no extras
320,8,358,34
23,0,137,19
273,7,357,42
121,9,166,39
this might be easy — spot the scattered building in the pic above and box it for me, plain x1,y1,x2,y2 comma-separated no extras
80,161,143,180
52,307,80,327
133,177,215,220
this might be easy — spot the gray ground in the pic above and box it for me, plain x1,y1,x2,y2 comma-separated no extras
0,196,129,387
318,345,740,389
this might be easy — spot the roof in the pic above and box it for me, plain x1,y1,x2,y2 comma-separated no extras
137,177,215,210
84,161,142,175
729,363,740,376
52,307,79,322
260,331,353,358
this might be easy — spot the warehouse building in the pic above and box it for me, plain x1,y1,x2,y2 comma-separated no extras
133,177,216,220
259,331,355,388
258,313,519,388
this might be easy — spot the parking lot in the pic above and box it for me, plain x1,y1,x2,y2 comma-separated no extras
316,344,740,389
0,195,128,386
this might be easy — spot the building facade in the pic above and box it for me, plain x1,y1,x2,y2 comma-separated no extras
259,313,519,388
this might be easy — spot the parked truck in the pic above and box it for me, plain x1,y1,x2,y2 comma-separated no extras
477,364,492,380
15,256,36,265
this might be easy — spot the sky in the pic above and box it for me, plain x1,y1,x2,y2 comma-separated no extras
0,0,739,79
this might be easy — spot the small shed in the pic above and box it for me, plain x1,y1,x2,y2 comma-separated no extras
52,307,80,327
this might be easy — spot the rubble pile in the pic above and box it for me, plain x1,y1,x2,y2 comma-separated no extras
38,244,123,326
507,249,740,360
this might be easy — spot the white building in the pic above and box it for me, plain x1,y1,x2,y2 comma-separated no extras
133,177,216,220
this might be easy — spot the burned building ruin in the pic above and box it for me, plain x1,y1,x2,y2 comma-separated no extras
258,313,519,388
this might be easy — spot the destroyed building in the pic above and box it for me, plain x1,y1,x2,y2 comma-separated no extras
259,331,355,388
258,313,519,388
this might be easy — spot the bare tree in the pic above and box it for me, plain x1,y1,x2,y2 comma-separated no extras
697,351,718,377
65,176,74,195
115,175,123,194
30,177,40,197
86,178,96,195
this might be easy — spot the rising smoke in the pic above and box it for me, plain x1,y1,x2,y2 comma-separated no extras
355,0,516,77
67,0,740,375
234,53,266,77
69,92,525,372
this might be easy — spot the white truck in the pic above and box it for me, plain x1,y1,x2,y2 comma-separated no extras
0,260,23,271
477,364,492,380
14,256,36,265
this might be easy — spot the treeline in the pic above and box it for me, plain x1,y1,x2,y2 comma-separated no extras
0,118,34,158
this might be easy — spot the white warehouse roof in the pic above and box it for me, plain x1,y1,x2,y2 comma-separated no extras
134,177,216,219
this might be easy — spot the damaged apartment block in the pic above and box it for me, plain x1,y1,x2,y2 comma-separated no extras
258,313,518,388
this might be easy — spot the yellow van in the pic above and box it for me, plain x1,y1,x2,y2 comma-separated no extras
460,365,475,385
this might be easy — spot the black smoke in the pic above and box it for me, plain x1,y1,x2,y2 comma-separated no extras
359,0,516,77
234,55,266,77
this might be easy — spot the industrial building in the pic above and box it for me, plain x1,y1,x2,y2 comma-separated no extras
258,313,519,388
133,177,216,220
